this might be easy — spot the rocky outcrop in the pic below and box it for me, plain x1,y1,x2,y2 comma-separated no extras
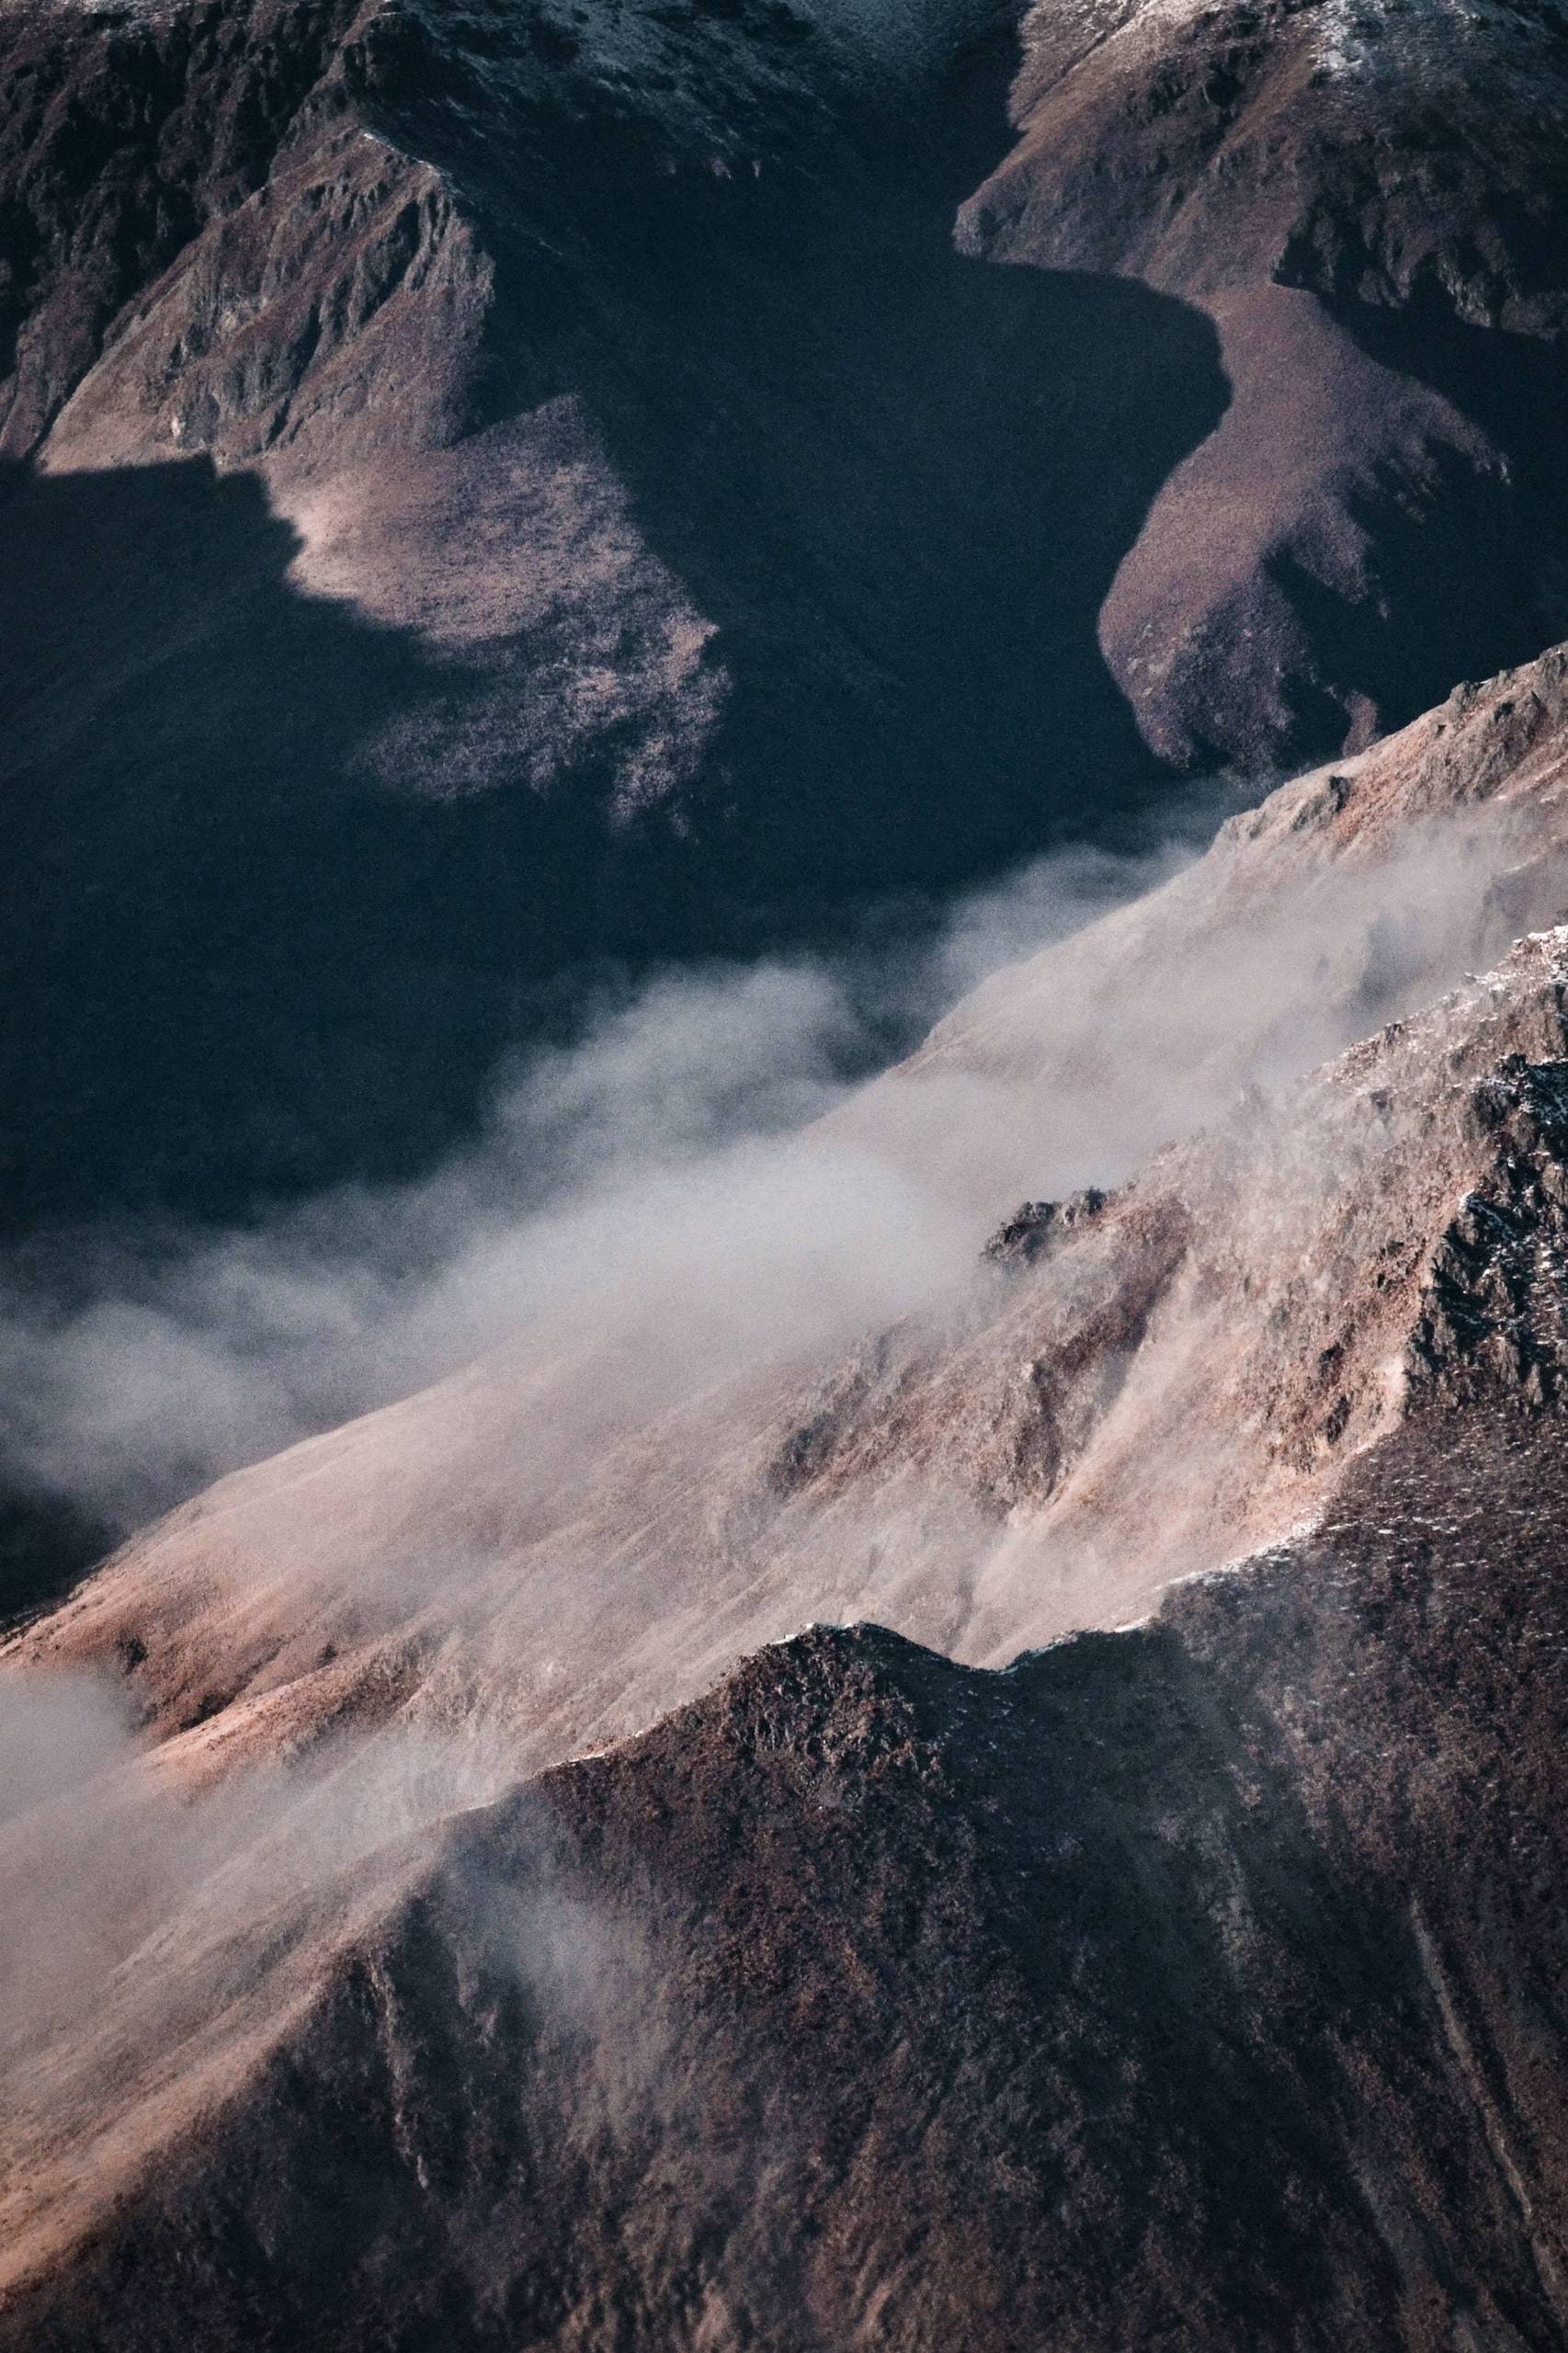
1407,1054,1568,1410
982,1185,1108,1266
0,0,377,461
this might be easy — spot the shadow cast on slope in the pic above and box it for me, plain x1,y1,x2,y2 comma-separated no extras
0,34,1230,1239
425,11,1232,920
0,457,588,1236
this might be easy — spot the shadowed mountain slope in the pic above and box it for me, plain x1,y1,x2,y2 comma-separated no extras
0,0,1227,1253
7,0,1568,1279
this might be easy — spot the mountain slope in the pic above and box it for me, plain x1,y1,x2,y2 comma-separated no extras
0,0,1226,1253
8,1397,1568,2347
17,647,1568,1786
10,2,1568,2336
960,0,1568,768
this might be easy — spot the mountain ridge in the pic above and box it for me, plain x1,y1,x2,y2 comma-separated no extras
10,1405,1568,2347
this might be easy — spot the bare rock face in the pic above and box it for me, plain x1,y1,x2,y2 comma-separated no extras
9,1401,1568,2349
0,0,371,462
961,0,1568,324
1406,1054,1568,1410
981,1185,1108,1265
959,0,1568,770
0,0,838,474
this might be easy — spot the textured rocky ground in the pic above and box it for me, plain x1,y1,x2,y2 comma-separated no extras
961,0,1568,769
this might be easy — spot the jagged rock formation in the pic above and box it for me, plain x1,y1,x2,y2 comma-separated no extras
981,1186,1108,1265
8,1399,1568,2347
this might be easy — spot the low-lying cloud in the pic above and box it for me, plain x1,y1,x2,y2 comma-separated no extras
2,786,1558,1583
0,838,1189,1542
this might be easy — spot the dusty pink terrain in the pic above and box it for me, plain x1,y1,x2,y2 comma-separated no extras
10,1454,1568,2353
10,940,1568,2336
